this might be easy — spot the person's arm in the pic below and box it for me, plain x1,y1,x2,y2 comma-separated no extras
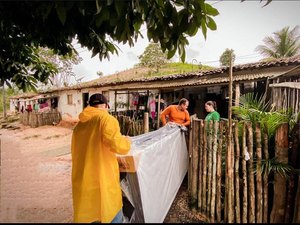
182,110,191,127
102,116,131,155
160,106,171,126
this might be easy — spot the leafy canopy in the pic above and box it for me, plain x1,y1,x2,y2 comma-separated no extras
219,48,236,67
138,42,170,72
0,0,219,90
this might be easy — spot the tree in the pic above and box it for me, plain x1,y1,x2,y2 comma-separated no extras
139,42,170,72
37,47,82,89
255,26,300,59
219,48,236,66
0,22,58,92
0,1,219,90
97,71,104,77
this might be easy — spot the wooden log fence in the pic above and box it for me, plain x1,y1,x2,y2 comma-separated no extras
115,115,144,136
188,119,300,223
19,111,61,127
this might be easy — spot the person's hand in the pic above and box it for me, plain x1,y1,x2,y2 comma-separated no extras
124,135,132,143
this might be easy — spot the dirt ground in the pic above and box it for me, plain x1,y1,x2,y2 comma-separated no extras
0,119,207,223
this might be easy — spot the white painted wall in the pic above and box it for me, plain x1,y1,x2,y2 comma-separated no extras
57,90,83,120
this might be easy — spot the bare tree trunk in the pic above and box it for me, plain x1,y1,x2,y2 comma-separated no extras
270,123,289,223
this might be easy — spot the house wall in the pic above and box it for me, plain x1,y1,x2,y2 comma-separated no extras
10,99,17,113
57,90,83,120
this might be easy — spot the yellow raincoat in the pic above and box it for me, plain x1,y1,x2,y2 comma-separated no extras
71,106,131,223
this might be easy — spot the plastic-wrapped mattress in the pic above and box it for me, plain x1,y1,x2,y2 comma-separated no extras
120,123,188,223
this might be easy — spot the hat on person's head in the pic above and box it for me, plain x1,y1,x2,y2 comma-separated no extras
89,93,109,108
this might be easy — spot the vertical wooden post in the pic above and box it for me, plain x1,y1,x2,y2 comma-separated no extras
262,132,269,223
235,83,240,107
255,123,263,223
226,52,234,223
198,119,204,210
242,122,248,223
202,120,208,212
216,121,223,222
2,83,7,118
234,122,241,223
156,91,161,129
210,121,219,221
143,112,149,133
190,119,199,207
114,91,117,113
270,123,289,223
247,122,255,223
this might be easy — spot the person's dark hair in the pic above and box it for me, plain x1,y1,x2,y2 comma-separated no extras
205,100,217,110
179,98,189,105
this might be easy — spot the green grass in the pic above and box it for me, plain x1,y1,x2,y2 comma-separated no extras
144,62,215,78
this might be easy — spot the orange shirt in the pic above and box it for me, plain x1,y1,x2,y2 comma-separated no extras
160,105,190,127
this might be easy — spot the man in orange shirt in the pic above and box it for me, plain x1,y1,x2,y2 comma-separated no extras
160,98,191,127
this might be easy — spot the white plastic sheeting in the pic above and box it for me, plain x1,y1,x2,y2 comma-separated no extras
126,123,188,223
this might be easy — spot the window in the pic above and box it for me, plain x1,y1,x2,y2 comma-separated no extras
67,94,73,105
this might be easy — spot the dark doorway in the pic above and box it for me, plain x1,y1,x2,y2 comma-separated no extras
83,93,89,109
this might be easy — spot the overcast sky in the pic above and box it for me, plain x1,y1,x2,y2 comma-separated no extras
72,0,300,82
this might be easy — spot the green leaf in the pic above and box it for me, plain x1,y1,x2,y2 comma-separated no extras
201,18,207,39
167,47,177,59
186,22,198,36
180,48,186,63
204,3,219,16
55,2,67,25
207,16,217,31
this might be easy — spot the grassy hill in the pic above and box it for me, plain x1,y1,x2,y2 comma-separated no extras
82,62,216,86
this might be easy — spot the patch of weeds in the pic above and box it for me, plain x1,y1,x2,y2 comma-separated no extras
23,134,41,139
44,134,62,139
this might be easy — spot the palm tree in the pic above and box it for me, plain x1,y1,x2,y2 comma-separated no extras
255,25,300,59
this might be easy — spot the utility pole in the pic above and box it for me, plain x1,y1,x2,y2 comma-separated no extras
227,52,234,222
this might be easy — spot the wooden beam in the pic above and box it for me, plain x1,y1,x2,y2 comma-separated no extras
269,82,300,89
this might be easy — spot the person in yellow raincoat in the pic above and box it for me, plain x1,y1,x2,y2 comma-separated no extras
71,93,131,223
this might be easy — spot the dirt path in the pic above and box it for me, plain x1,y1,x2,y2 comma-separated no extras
0,124,73,223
